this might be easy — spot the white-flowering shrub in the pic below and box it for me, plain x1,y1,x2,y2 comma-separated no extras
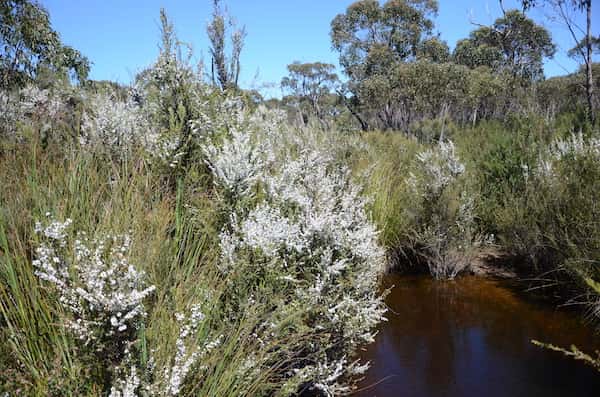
200,103,386,393
194,99,286,198
109,356,141,397
238,204,304,257
409,140,490,279
143,132,186,169
550,132,600,159
533,132,600,179
81,93,155,157
131,23,206,172
201,128,267,197
33,218,155,347
0,85,65,138
192,96,246,138
148,45,197,91
33,215,156,394
19,85,63,119
32,215,228,396
412,140,465,196
290,356,370,397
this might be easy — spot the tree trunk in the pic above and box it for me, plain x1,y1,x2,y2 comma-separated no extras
338,91,369,131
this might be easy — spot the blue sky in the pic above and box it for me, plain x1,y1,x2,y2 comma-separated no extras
40,0,596,97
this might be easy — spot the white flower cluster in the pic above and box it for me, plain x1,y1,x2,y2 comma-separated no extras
201,103,386,392
412,140,465,196
33,215,159,396
109,360,141,397
239,204,304,257
292,357,370,397
32,215,155,346
192,96,246,138
196,100,281,198
534,132,600,179
154,306,222,396
247,105,288,136
164,305,204,395
409,141,488,279
202,128,268,197
149,48,196,88
81,93,155,157
19,86,63,119
0,85,65,137
551,132,600,159
144,133,185,169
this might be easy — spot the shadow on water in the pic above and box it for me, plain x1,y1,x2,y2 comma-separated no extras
353,275,600,397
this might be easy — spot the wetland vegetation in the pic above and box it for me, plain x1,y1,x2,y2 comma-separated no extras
0,0,599,395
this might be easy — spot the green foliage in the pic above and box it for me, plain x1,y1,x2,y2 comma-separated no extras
453,10,556,81
331,0,438,80
327,3,562,132
417,36,450,63
462,120,539,204
207,0,246,91
568,35,600,62
355,60,516,130
353,132,422,252
330,0,441,130
281,61,340,126
0,0,89,89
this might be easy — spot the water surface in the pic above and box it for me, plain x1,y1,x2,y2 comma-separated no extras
354,275,600,397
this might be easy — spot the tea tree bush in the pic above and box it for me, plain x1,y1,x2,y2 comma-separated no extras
199,101,386,394
0,84,387,396
80,92,155,159
407,140,491,279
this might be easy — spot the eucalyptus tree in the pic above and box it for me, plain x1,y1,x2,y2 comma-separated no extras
331,0,438,79
417,36,451,63
453,9,555,82
0,0,89,89
330,0,439,130
568,36,600,63
521,0,595,123
281,61,340,126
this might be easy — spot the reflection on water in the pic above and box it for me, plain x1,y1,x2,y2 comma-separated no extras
354,275,600,397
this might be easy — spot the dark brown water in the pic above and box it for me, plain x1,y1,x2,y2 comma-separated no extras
354,275,600,397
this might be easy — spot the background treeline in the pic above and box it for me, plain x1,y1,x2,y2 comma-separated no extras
276,0,598,133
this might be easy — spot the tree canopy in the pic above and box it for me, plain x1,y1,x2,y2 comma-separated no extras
453,10,555,81
331,0,439,81
0,0,89,89
281,61,339,125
